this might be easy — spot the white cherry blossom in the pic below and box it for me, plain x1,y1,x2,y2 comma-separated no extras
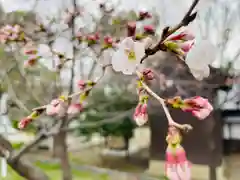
52,37,73,59
185,40,217,81
111,37,145,75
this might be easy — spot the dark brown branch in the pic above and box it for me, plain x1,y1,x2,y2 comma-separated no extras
60,109,133,133
140,0,200,63
0,135,49,180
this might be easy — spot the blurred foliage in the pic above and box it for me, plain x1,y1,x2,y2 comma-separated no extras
11,142,24,150
76,89,137,140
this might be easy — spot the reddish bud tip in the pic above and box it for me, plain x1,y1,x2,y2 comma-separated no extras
127,22,136,37
143,25,155,35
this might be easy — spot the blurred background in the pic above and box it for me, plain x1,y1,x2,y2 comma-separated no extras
0,0,239,180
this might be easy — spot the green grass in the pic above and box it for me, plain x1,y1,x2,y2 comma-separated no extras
0,161,109,180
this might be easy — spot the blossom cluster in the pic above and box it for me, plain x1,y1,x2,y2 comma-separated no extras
1,1,218,179
0,24,25,44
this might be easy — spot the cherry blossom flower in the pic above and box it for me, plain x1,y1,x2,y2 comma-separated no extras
167,28,195,41
23,43,52,68
86,33,100,46
167,96,213,120
183,96,213,120
164,28,195,57
142,68,154,81
46,98,68,117
52,37,73,59
179,41,195,54
18,117,32,129
67,103,83,117
18,111,40,129
165,126,191,180
0,24,23,43
133,103,148,126
103,35,114,48
185,40,217,80
111,37,145,75
77,80,96,90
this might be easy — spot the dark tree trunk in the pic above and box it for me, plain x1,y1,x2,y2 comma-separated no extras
8,158,49,180
0,135,49,180
52,131,72,180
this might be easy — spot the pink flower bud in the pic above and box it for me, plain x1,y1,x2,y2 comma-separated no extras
94,32,100,40
165,126,191,180
168,30,195,41
183,96,213,120
67,103,83,116
179,41,194,53
104,35,113,45
46,99,68,117
139,11,152,20
142,68,154,81
143,25,155,35
133,104,148,126
134,104,141,117
24,56,38,68
18,117,32,129
77,80,86,90
127,22,136,37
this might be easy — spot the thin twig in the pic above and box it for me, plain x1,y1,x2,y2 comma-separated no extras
140,0,200,63
136,70,193,131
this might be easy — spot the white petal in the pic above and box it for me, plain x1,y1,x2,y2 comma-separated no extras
134,41,145,64
111,49,127,72
52,37,73,59
122,63,136,75
186,40,217,67
119,37,134,50
189,66,210,81
38,44,52,57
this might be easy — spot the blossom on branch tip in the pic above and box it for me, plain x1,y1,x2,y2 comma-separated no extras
18,117,32,129
133,103,148,126
167,29,195,41
18,111,40,129
183,96,213,120
165,126,191,180
167,96,213,120
103,35,114,49
86,33,100,46
111,37,145,75
0,24,24,43
142,68,154,81
77,80,96,90
24,56,40,68
67,103,83,117
46,97,68,117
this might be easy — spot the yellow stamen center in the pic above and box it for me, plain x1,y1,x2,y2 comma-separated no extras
125,49,136,61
